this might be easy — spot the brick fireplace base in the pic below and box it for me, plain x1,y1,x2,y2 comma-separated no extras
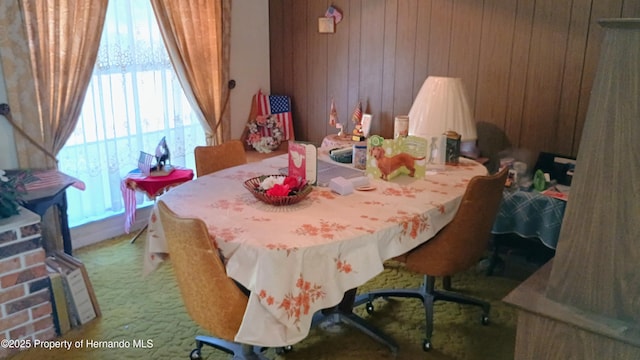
0,207,56,359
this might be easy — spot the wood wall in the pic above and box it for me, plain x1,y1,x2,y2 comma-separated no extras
268,0,640,161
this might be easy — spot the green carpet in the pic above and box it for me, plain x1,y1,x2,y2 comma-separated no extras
8,233,523,360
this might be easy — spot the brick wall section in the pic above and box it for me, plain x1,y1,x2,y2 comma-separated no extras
0,210,55,359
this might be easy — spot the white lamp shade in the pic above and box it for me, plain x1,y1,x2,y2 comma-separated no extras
408,76,477,142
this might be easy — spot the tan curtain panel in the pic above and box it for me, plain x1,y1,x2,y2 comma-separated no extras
0,2,47,168
151,0,231,146
21,0,108,166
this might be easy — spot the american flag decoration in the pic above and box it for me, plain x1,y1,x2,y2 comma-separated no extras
256,90,294,140
138,151,154,176
329,97,338,127
325,6,343,24
351,101,362,125
22,170,84,192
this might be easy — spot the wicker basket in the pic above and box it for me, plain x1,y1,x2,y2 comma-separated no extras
243,175,313,206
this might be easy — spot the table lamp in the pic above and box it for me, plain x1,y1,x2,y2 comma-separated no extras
408,76,478,159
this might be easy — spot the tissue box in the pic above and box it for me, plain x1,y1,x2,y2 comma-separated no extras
329,176,354,195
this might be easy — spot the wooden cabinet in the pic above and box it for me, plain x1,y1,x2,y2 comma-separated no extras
503,19,640,359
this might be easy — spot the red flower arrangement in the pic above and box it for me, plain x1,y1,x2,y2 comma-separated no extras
243,175,312,206
259,175,307,196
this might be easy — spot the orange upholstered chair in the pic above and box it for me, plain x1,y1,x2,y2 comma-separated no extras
194,140,247,177
356,168,508,351
157,200,267,359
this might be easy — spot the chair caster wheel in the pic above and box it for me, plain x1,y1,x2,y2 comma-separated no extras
276,345,293,354
189,348,202,360
422,339,432,351
481,314,489,325
365,302,374,314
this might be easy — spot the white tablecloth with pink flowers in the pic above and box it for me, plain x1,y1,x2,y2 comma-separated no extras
143,154,486,347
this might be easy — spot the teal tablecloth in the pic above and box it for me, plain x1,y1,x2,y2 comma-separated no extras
491,189,567,249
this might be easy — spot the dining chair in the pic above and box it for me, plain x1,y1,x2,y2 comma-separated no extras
156,200,268,360
355,167,509,351
194,140,247,177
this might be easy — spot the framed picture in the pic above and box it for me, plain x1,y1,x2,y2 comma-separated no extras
361,114,373,137
318,17,335,33
427,135,446,170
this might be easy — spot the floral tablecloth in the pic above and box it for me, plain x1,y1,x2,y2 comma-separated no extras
143,154,486,347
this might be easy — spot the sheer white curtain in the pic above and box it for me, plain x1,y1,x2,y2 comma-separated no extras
58,0,205,227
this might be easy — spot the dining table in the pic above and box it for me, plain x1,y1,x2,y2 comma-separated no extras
143,150,487,350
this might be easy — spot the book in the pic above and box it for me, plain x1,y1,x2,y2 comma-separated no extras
541,189,569,201
47,270,71,335
366,135,428,180
46,255,97,326
288,141,317,185
45,257,79,328
54,251,101,318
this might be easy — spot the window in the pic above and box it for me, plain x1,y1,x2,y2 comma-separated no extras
58,0,205,227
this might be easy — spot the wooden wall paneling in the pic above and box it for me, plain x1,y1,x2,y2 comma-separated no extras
554,0,592,157
412,1,433,99
474,0,518,157
269,0,285,93
380,0,399,137
281,0,296,95
519,0,572,155
347,0,362,136
475,0,517,127
428,0,454,76
622,0,640,16
358,0,386,137
448,0,484,110
290,0,309,141
389,0,415,124
573,0,625,155
503,0,535,151
306,0,330,145
326,0,350,137
269,0,632,157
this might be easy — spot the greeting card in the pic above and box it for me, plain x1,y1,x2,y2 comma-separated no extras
365,135,428,181
288,142,317,185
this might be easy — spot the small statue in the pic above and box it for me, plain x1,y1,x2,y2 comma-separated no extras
154,137,170,171
351,101,364,141
329,97,345,137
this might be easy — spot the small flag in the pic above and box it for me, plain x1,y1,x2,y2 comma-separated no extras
351,101,362,125
138,151,153,176
329,98,338,127
325,6,343,24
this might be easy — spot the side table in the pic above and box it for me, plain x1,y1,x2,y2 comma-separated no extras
121,168,194,243
321,134,362,149
17,170,85,255
487,189,567,275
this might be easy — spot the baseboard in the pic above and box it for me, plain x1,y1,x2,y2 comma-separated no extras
70,206,153,250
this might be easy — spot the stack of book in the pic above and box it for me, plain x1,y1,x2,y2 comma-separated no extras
45,251,100,335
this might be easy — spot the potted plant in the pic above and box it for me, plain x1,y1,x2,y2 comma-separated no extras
0,170,33,219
